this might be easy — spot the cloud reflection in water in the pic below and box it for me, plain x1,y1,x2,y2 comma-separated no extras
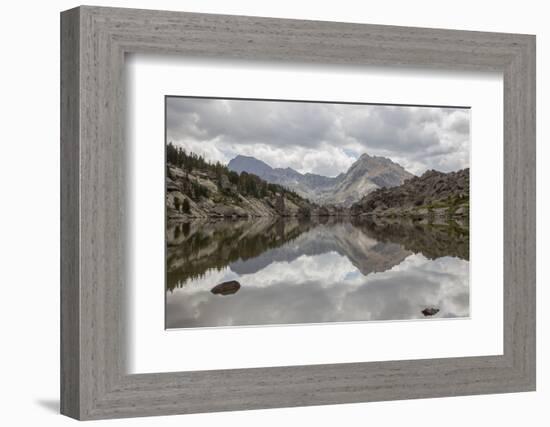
166,218,469,329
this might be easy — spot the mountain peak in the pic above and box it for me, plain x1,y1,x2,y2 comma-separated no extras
233,154,258,161
228,155,273,176
354,153,411,171
227,152,414,207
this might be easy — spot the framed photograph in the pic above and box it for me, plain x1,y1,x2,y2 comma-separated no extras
61,6,536,420
164,96,471,330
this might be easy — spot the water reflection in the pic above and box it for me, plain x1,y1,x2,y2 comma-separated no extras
166,217,469,329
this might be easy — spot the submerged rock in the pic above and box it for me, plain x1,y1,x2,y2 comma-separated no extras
421,307,440,317
211,280,241,296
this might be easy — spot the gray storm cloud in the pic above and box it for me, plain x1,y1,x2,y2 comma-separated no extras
166,97,470,176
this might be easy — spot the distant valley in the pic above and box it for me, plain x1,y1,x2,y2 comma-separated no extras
228,153,414,207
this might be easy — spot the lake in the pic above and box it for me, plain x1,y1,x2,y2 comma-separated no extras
165,216,469,329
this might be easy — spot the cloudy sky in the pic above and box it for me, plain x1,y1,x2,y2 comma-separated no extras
166,97,470,176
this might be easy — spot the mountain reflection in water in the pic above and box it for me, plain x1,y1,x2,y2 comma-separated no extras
166,217,469,329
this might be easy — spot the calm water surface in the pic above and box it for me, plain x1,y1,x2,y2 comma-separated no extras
166,217,469,329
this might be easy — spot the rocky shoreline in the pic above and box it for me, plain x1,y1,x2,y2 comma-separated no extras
167,163,349,220
350,168,469,222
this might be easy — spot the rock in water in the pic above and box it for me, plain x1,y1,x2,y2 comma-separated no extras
211,280,241,296
421,307,440,317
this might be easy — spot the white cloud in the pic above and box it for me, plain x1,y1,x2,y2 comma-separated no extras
167,97,470,176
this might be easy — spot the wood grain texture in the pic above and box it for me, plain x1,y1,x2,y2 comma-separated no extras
60,6,536,420
60,7,80,419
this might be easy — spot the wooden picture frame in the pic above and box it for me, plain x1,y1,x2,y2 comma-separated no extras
60,5,536,420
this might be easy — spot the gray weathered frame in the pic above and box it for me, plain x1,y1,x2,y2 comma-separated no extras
60,5,536,420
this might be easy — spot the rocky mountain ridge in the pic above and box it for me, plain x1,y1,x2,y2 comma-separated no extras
351,168,470,220
165,144,348,220
166,143,468,221
228,153,414,207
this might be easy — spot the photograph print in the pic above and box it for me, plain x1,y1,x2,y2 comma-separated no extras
165,96,470,329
